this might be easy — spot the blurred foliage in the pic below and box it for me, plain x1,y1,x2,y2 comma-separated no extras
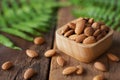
69,0,120,31
0,0,70,50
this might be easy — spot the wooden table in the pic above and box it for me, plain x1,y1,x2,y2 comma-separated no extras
0,6,120,80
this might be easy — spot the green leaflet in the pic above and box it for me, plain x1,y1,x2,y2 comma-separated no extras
1,28,33,41
0,0,68,50
70,0,120,30
11,24,41,36
0,35,21,50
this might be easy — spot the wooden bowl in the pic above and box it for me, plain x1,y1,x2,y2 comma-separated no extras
56,19,114,63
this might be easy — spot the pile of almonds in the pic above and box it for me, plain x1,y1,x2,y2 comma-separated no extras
61,17,110,44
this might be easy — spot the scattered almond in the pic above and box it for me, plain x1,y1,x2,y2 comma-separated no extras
94,62,107,72
83,36,96,44
93,74,104,80
24,68,36,79
62,66,77,75
76,65,84,75
26,49,38,58
76,34,87,43
44,49,56,57
64,30,74,37
84,27,94,36
107,53,119,62
57,56,65,67
1,61,13,70
75,19,86,35
69,34,78,41
34,37,45,45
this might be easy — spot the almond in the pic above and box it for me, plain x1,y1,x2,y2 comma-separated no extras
93,29,101,37
62,66,77,75
92,22,100,30
69,34,78,41
88,18,94,24
98,21,105,25
64,30,74,37
83,36,96,44
76,65,84,75
86,23,91,27
75,19,86,35
34,37,45,45
60,26,70,35
1,61,13,70
101,31,107,36
68,22,76,30
24,68,36,79
57,56,65,67
100,25,109,32
84,27,94,36
93,74,104,80
44,49,56,57
75,17,84,23
107,53,119,62
96,34,104,41
76,34,87,43
26,49,38,58
94,62,107,72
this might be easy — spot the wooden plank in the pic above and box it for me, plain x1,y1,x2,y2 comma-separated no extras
49,7,120,80
0,26,55,80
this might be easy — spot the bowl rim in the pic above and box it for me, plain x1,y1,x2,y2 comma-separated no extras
56,20,114,48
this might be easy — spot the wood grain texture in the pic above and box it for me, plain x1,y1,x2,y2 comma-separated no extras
0,26,55,80
49,6,120,80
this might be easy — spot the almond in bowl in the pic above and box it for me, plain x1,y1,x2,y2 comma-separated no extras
56,17,114,63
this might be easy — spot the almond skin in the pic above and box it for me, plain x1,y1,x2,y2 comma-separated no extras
107,53,119,62
94,62,107,72
88,18,94,24
76,34,87,43
24,68,36,79
68,22,76,30
92,22,100,30
26,49,38,58
76,65,84,75
57,56,65,67
93,74,104,80
100,25,109,32
93,29,101,37
44,49,56,57
83,36,96,44
69,34,78,41
64,30,74,37
1,61,13,70
75,19,86,35
101,31,107,36
75,17,84,23
60,26,70,35
34,37,45,45
96,34,104,41
62,66,77,75
84,27,94,36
